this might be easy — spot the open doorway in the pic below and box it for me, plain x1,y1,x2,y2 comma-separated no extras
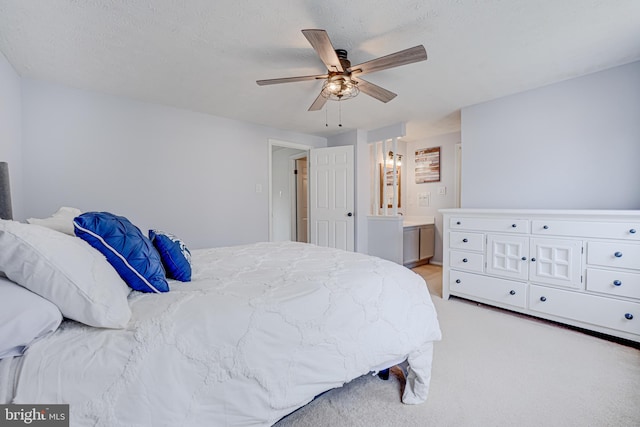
293,156,308,242
269,140,311,242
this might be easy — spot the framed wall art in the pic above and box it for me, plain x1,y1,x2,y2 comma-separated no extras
415,147,440,183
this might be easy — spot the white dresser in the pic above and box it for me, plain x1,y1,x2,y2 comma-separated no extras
441,209,640,342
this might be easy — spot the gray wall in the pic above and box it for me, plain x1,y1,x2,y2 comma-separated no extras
20,78,326,249
461,61,640,209
406,132,460,264
0,52,23,219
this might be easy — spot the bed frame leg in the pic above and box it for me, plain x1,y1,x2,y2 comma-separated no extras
377,368,390,380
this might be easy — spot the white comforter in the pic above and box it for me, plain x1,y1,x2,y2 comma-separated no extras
12,242,441,426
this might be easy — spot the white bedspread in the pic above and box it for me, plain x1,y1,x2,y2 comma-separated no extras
12,242,441,426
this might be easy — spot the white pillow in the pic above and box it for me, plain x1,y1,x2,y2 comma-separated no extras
0,276,62,358
26,206,82,235
0,220,132,329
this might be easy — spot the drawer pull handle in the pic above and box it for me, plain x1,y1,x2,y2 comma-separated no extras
511,224,517,228
509,290,516,295
540,296,547,302
456,221,461,225
462,238,468,243
614,252,623,258
625,313,634,320
521,256,527,261
613,280,622,286
462,258,468,263
630,229,637,234
455,279,461,284
531,257,536,262
543,225,549,229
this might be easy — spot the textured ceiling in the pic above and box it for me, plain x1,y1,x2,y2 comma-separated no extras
1,0,639,141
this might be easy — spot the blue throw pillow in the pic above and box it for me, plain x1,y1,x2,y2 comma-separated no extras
149,230,192,282
74,212,169,293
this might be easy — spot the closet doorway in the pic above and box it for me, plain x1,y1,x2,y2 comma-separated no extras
293,156,308,242
269,140,311,243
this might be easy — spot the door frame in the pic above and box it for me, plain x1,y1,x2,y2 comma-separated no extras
268,139,312,242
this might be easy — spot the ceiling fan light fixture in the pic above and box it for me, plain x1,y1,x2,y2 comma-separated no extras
321,75,359,101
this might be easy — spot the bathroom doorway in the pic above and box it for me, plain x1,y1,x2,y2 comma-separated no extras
293,156,308,242
269,140,311,242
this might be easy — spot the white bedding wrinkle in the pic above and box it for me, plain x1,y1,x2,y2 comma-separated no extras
12,242,441,426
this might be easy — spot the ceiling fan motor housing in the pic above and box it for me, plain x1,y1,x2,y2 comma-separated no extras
334,49,352,72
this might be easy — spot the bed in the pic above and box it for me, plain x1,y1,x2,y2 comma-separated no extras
0,214,441,426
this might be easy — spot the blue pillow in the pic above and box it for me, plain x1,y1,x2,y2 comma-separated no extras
149,230,192,282
74,212,169,293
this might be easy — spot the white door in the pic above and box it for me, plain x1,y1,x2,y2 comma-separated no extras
309,146,355,251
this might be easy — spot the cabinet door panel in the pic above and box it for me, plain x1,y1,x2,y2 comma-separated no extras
449,250,484,273
587,268,640,300
530,284,640,335
450,231,485,251
450,217,529,233
403,228,419,264
532,220,640,241
419,226,435,260
486,234,529,280
587,241,640,271
529,238,583,289
450,270,526,308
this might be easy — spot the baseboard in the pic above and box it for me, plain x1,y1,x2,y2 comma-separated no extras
405,259,442,268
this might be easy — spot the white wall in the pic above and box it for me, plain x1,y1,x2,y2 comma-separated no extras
406,132,460,263
461,61,640,209
0,51,23,219
20,79,326,249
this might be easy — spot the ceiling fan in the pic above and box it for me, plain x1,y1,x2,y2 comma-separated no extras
256,29,428,111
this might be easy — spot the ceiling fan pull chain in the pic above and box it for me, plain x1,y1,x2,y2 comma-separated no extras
325,105,328,127
339,99,342,127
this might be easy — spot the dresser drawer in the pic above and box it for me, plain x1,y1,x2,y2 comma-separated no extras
529,285,640,336
532,220,640,240
450,270,526,308
587,241,640,270
450,217,529,233
449,231,485,251
587,268,640,300
449,250,484,273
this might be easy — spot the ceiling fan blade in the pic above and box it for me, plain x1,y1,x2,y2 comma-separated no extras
302,29,344,72
256,74,327,86
308,92,328,111
354,78,397,103
350,45,427,76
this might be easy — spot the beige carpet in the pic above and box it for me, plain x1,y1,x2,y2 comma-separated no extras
275,266,640,427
